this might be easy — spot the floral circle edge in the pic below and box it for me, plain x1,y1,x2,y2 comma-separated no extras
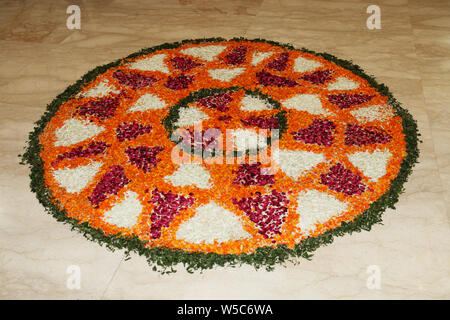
20,37,420,274
163,87,287,157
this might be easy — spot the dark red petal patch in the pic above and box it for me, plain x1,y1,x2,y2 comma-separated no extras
224,46,248,65
267,53,289,71
232,190,289,238
113,70,157,89
77,95,121,120
292,119,336,146
256,71,297,87
88,165,130,207
164,74,193,90
345,124,392,146
53,141,109,166
328,93,373,109
148,189,194,239
320,163,365,196
179,129,221,151
116,122,152,142
241,116,280,129
233,162,275,186
300,69,333,85
197,92,233,112
125,146,163,172
171,56,202,72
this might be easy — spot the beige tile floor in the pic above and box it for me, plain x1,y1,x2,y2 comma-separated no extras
1,0,449,299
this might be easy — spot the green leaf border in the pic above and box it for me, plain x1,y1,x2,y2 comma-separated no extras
162,86,287,158
19,37,420,274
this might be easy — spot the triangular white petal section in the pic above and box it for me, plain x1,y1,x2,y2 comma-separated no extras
129,54,169,73
180,45,227,62
176,201,250,244
240,94,272,111
128,93,167,112
350,105,394,123
328,77,360,90
53,161,102,193
276,149,325,179
282,94,327,115
54,119,104,147
174,107,209,127
80,80,120,98
230,129,267,151
251,51,273,66
102,191,143,229
208,67,245,82
296,190,348,231
293,56,322,73
165,163,213,189
347,150,392,181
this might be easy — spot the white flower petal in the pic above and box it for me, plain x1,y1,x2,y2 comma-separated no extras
176,201,250,244
347,150,392,181
165,163,213,189
102,191,143,229
240,94,272,111
296,190,348,231
282,94,327,115
174,107,209,127
230,129,267,151
54,119,104,147
79,80,120,98
276,149,325,179
53,162,102,193
208,67,245,82
350,105,394,123
128,93,167,112
129,54,169,73
328,77,360,90
293,56,322,73
180,45,226,62
251,51,273,66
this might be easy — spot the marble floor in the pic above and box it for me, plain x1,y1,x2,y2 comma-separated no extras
1,0,449,299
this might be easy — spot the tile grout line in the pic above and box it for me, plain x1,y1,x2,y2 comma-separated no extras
405,0,450,223
99,255,124,299
242,0,267,38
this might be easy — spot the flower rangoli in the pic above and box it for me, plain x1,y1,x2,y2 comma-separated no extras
21,38,419,273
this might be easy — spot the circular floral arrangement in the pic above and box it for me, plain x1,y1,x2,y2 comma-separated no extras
21,38,419,273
